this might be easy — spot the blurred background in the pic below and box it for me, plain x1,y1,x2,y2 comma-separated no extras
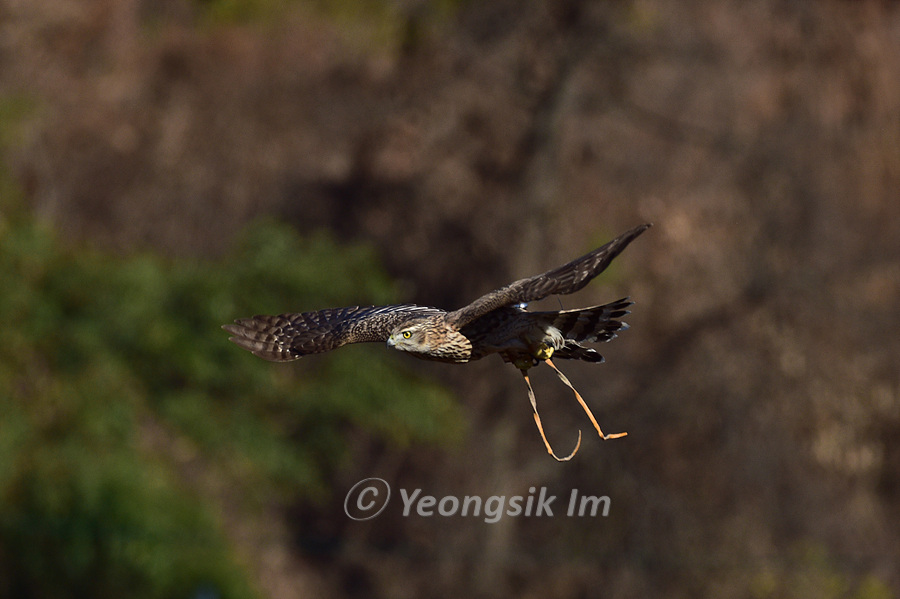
1,0,899,597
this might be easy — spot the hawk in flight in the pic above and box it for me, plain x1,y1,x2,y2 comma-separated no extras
225,223,650,460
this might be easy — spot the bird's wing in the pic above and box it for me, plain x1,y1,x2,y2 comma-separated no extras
446,224,651,329
223,304,443,362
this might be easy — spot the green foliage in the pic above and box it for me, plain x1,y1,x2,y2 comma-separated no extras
0,94,38,213
750,542,895,599
0,94,37,148
194,0,466,53
196,0,463,24
0,216,462,598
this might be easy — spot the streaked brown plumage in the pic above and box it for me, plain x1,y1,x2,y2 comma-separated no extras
224,223,651,459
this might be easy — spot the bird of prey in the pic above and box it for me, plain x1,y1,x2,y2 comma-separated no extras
224,223,650,460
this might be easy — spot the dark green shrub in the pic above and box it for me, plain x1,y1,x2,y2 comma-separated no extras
0,217,461,598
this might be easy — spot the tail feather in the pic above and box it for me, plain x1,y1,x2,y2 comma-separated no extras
550,297,632,343
536,297,633,362
554,341,606,363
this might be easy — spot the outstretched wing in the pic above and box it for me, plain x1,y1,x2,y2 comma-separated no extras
446,223,651,329
223,304,444,362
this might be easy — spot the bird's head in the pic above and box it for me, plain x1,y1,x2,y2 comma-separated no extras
387,319,472,363
387,321,429,352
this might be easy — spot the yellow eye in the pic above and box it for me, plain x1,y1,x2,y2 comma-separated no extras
402,331,412,339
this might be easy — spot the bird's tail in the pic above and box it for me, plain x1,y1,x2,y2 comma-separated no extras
541,298,633,363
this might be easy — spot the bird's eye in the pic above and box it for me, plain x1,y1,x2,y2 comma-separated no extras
402,331,412,339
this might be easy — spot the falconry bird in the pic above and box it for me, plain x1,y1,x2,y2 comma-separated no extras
224,223,650,460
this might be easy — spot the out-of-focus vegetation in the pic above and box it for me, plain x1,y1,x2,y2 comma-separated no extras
196,0,464,53
0,179,460,596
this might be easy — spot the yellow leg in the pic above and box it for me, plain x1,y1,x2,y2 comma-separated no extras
544,358,627,440
520,369,582,461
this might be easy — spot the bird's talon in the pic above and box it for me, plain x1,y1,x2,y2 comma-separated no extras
513,356,535,371
534,343,554,361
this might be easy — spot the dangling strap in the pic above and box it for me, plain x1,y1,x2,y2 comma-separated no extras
520,370,582,461
544,359,627,440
